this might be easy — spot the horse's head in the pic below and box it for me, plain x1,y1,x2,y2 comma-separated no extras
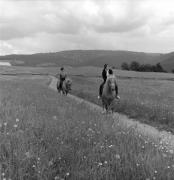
65,78,72,91
106,77,115,92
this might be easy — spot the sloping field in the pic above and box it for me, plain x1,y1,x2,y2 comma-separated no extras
0,76,174,179
0,66,174,132
69,71,174,133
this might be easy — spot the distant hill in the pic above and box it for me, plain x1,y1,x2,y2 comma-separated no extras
160,52,174,72
0,50,171,70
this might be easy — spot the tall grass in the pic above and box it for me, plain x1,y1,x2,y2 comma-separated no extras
70,76,174,133
0,78,174,179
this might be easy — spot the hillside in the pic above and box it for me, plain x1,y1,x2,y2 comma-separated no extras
161,52,174,72
0,50,162,68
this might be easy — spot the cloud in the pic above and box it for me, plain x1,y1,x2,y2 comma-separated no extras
1,0,174,54
0,0,150,40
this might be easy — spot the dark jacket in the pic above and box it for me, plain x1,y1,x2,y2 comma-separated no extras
60,71,67,81
102,68,107,82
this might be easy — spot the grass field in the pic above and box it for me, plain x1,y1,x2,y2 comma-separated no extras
0,76,174,179
0,65,174,132
70,75,174,133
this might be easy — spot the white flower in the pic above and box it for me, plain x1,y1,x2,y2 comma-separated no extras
115,154,120,159
98,162,102,166
14,124,18,128
54,176,60,180
66,172,70,176
25,151,31,158
16,118,19,122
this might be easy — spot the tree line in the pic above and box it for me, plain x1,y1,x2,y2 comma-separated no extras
121,61,166,72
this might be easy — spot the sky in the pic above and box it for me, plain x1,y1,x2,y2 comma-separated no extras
1,0,174,55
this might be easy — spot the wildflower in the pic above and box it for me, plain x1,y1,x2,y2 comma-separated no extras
48,160,53,166
38,157,40,161
154,170,157,174
4,122,7,126
16,118,19,122
14,124,18,128
167,166,170,169
136,163,140,167
66,172,70,176
2,173,5,176
54,176,60,180
153,177,156,180
109,145,114,148
25,151,31,158
98,162,102,166
142,146,145,149
115,154,120,159
32,165,36,168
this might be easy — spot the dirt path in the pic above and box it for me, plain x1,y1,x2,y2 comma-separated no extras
49,76,174,151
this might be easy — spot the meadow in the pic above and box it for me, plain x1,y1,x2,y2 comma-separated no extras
66,67,174,133
1,76,174,179
0,65,174,132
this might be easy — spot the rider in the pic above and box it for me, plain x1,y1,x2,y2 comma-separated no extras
107,68,120,99
98,64,108,99
58,67,67,90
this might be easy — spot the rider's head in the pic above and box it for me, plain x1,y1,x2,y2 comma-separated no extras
60,67,64,71
104,64,108,69
108,69,113,75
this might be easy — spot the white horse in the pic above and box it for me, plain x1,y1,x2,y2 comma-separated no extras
101,76,118,113
57,78,72,95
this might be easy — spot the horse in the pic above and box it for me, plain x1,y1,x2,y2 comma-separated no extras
57,78,72,95
101,76,118,113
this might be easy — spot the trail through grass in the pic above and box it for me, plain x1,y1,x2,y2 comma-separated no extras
0,77,174,179
70,75,174,133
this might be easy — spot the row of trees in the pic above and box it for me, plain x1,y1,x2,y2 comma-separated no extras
121,61,166,72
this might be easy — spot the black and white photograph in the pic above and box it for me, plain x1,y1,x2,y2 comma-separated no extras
0,0,174,179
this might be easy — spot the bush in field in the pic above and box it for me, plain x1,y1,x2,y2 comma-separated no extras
130,61,140,71
121,62,129,70
122,61,166,72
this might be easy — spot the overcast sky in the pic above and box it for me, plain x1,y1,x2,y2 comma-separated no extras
1,0,174,55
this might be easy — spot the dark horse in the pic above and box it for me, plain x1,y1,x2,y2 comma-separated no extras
101,76,118,113
57,78,72,95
